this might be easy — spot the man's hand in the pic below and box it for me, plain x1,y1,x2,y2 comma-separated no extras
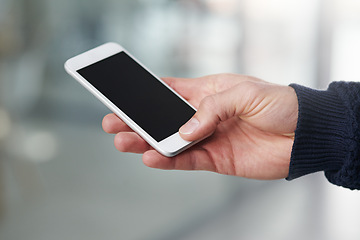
102,74,298,180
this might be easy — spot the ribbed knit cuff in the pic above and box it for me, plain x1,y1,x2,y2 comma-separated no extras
286,84,349,181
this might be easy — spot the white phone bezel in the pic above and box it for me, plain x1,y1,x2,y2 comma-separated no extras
64,42,197,157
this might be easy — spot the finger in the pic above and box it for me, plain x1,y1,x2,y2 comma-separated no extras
179,82,256,141
114,132,151,153
162,74,252,108
102,113,133,134
162,77,199,99
161,77,208,107
142,150,174,169
142,148,216,172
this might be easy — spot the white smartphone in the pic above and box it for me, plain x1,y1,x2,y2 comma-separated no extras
64,42,198,157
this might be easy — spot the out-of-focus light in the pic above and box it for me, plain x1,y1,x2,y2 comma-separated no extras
205,0,239,14
333,0,360,19
330,24,360,82
7,128,58,163
23,131,58,163
0,108,12,140
324,184,360,238
243,0,316,20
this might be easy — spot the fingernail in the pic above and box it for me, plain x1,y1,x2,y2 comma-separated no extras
180,118,199,135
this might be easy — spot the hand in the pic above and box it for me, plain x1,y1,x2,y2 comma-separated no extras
102,74,298,180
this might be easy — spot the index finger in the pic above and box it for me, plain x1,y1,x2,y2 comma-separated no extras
162,77,207,107
102,113,133,134
142,148,216,172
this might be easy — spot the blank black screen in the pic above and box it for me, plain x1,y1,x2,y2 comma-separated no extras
77,52,195,142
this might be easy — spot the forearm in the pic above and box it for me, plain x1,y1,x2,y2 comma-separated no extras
287,82,360,190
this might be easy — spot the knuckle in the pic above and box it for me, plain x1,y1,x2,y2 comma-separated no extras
239,81,263,100
199,94,223,122
200,95,217,111
204,73,235,93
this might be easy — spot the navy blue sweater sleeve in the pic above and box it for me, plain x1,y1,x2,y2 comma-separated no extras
287,82,360,190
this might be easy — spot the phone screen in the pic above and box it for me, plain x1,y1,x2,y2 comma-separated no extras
77,52,196,142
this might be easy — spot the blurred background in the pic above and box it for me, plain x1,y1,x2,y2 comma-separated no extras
1,0,360,239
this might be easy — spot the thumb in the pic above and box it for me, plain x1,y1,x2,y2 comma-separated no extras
179,88,242,141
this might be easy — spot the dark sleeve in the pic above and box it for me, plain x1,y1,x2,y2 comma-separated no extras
287,82,360,190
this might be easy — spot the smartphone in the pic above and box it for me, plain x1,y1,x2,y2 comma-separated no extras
64,42,197,157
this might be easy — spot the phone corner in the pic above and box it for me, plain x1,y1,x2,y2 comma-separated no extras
64,60,71,72
156,148,177,158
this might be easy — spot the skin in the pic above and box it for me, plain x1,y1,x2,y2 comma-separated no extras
102,73,299,180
